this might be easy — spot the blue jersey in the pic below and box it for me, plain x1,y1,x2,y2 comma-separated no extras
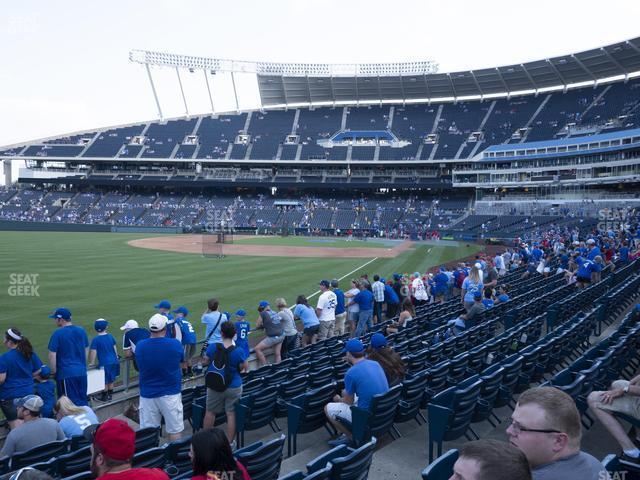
383,284,400,305
0,349,42,400
353,289,374,311
90,334,118,367
620,246,630,262
531,248,543,262
433,272,449,295
178,318,197,345
122,328,150,353
205,343,247,389
59,406,99,438
48,325,89,380
234,321,251,357
293,304,320,328
136,337,184,398
35,380,56,418
333,288,346,315
587,246,602,261
576,257,600,279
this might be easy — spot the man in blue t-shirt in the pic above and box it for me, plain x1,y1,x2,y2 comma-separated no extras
324,339,389,446
586,239,602,261
383,280,400,318
620,242,630,263
89,319,119,402
433,267,450,304
348,284,374,337
173,306,197,377
203,322,248,442
135,314,185,441
234,309,251,359
119,319,150,372
47,308,89,406
331,279,347,336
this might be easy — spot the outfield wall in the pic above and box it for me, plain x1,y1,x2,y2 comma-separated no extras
0,220,181,234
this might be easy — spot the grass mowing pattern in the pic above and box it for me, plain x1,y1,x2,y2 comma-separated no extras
232,236,390,248
0,232,481,359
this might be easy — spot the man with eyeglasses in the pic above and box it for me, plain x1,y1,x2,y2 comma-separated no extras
507,387,607,480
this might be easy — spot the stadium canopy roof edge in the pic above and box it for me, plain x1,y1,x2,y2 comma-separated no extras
130,37,640,110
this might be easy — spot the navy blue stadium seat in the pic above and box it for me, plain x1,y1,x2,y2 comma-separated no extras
304,436,377,480
57,445,93,478
235,434,286,480
286,383,337,456
345,384,402,447
135,426,161,452
11,438,70,470
236,386,281,447
421,449,458,480
164,435,193,477
132,446,167,469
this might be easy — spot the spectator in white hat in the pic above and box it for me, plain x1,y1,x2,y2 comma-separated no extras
120,319,150,372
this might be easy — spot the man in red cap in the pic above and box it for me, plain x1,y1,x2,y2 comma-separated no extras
87,418,169,479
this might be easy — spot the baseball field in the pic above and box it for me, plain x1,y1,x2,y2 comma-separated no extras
0,231,483,359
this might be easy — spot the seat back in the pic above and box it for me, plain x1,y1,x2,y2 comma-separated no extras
58,471,94,480
276,376,309,416
164,435,193,475
289,383,337,435
309,366,335,388
329,437,377,480
235,434,286,480
354,385,402,445
135,426,161,452
421,449,458,480
238,385,279,432
11,439,70,470
57,445,93,477
132,446,167,469
69,434,91,451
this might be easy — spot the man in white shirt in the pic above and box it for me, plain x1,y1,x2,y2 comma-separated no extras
411,272,429,306
317,280,337,340
495,253,506,277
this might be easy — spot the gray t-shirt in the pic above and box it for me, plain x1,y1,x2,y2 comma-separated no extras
533,451,609,480
0,417,65,457
278,308,297,337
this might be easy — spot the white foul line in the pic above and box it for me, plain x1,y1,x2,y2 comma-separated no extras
307,257,379,300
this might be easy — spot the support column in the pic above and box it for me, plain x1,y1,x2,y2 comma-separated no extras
204,70,215,114
3,160,12,185
231,72,240,113
145,64,163,120
176,67,189,116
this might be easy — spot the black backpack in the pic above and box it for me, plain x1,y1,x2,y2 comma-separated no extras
205,343,236,392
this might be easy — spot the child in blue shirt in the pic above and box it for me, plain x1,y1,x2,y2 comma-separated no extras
173,306,198,377
234,309,251,358
89,319,120,401
34,365,56,419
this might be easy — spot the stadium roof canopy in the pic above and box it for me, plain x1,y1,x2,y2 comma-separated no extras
130,37,640,114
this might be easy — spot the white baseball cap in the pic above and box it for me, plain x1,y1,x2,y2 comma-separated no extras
119,319,139,331
586,239,596,245
148,314,167,332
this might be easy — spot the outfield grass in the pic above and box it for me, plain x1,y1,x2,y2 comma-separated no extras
233,236,389,248
0,232,482,360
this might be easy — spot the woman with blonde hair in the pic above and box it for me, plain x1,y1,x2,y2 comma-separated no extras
277,298,298,358
461,265,483,310
54,395,99,438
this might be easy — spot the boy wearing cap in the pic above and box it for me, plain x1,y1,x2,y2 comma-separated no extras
120,319,150,372
89,319,120,402
317,280,337,340
234,310,251,359
324,339,389,446
173,306,197,377
47,307,90,406
34,365,56,419
135,314,186,441
0,395,65,458
87,418,169,479
155,300,182,343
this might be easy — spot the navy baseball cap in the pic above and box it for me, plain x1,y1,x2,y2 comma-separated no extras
154,300,171,310
236,309,247,317
94,319,109,332
259,300,269,309
49,307,71,320
370,333,388,349
173,306,189,316
342,339,365,354
39,365,51,377
474,291,482,299
319,280,330,288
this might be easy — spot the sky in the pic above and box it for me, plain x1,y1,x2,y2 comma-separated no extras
0,0,639,150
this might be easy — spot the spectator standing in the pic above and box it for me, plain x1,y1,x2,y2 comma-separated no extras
201,298,227,346
34,365,56,419
173,306,197,378
0,395,65,458
54,395,99,438
344,280,361,337
136,314,185,441
120,319,150,372
383,279,400,318
0,328,43,429
155,300,181,342
324,339,389,446
254,301,284,365
507,387,607,480
371,275,385,323
89,319,119,402
87,418,169,479
294,296,320,346
317,280,338,340
331,279,347,336
411,272,429,307
203,322,248,443
432,267,449,304
233,309,251,359
47,308,89,406
276,299,297,359
348,282,375,337
189,428,251,480
461,266,483,310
